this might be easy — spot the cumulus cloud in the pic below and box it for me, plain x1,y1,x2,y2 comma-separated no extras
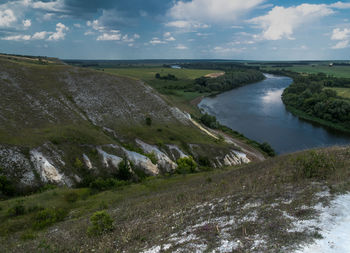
331,28,350,49
97,31,121,41
22,19,31,27
250,4,334,40
47,22,69,41
0,9,16,27
168,0,264,23
164,32,175,41
32,31,49,40
175,44,188,50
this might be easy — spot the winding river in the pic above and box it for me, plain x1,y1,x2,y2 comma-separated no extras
198,74,350,154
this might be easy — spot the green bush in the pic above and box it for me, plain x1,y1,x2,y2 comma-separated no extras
259,142,276,157
89,178,127,191
74,157,84,169
7,201,26,217
64,191,79,203
116,160,133,181
87,211,114,236
293,151,336,180
145,116,152,126
145,152,158,165
176,156,197,174
32,208,66,230
0,168,15,197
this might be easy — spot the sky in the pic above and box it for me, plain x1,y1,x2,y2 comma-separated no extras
0,0,349,60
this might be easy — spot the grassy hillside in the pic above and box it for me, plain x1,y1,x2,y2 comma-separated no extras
1,146,349,252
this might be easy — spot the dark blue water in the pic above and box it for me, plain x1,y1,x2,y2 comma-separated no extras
198,74,350,154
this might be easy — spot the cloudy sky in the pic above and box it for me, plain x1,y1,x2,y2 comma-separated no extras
0,0,349,60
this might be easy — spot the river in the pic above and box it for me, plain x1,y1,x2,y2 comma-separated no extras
198,74,350,154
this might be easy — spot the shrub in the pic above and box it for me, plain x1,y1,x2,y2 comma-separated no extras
200,113,219,129
32,208,66,230
292,151,336,180
0,168,15,197
116,160,133,181
176,156,198,174
259,142,276,157
87,211,114,236
145,116,152,126
89,178,127,191
64,191,79,203
145,152,158,165
7,201,26,217
74,157,84,169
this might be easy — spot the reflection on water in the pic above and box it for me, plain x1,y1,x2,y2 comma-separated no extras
199,74,350,154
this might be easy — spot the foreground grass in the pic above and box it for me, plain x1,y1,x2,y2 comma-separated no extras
1,146,350,252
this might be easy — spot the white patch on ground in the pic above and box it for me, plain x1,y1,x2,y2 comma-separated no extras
189,117,219,140
136,139,177,172
218,239,239,252
232,150,250,164
30,150,63,183
295,193,350,253
97,147,123,169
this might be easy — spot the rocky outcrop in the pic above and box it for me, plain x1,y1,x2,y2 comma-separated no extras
136,139,177,172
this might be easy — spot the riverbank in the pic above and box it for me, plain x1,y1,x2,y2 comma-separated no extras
285,105,350,135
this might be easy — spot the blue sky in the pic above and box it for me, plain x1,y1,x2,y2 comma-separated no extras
0,0,349,60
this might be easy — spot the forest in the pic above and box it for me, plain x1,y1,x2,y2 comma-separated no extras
282,72,350,130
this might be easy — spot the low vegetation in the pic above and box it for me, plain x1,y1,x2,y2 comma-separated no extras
0,146,349,252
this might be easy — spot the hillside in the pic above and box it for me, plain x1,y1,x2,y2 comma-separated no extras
0,56,264,195
1,146,349,252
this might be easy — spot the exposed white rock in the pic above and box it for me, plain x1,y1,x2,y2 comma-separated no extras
136,139,177,172
122,148,159,175
97,147,123,169
30,150,63,184
223,150,250,166
83,154,93,169
166,144,188,160
232,150,250,164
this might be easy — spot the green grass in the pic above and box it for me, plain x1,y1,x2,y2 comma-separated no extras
329,87,350,99
261,65,350,78
1,146,350,252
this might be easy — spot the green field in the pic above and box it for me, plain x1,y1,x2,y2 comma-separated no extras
261,64,350,78
329,87,350,99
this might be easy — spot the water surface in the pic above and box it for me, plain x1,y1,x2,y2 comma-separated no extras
198,74,350,154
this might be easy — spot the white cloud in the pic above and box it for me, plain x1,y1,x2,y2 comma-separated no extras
2,34,31,41
149,37,166,45
165,20,209,29
133,34,140,39
331,28,350,40
164,32,175,41
332,40,349,49
175,44,188,50
250,4,334,40
22,19,31,27
31,0,66,12
168,0,265,23
73,23,81,28
47,22,68,41
331,28,350,49
329,1,350,9
0,9,16,27
87,19,105,32
97,31,121,41
32,31,49,40
213,46,245,53
43,13,54,20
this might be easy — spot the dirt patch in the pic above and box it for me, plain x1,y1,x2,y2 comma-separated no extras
204,72,225,78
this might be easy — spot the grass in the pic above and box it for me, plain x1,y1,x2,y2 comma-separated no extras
329,87,350,100
1,146,350,252
261,64,350,78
